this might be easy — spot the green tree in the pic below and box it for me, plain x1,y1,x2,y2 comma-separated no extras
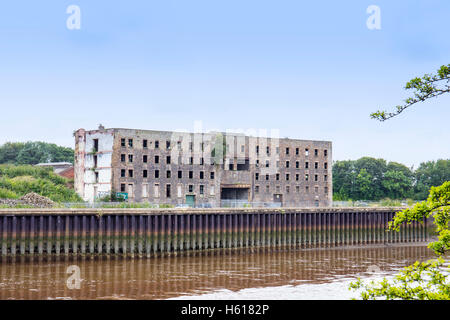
0,141,74,165
371,64,450,121
382,170,413,199
415,160,450,200
351,65,450,300
0,142,25,164
350,182,450,299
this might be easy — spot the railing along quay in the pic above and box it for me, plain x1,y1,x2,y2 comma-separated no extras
0,208,429,257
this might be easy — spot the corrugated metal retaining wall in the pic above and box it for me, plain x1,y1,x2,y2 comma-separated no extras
0,208,428,257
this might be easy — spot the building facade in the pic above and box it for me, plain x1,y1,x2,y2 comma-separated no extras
74,126,332,207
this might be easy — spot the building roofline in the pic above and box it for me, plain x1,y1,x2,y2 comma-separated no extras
78,127,332,144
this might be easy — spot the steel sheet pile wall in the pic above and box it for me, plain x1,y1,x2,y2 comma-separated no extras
0,208,428,257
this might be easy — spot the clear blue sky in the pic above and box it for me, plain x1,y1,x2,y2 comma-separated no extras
0,0,449,168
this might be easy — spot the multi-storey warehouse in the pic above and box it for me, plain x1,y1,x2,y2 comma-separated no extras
74,126,332,207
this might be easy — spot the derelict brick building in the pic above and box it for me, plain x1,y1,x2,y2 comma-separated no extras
74,126,332,207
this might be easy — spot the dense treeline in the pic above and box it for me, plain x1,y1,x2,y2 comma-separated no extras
0,165,81,202
0,142,74,165
333,157,450,201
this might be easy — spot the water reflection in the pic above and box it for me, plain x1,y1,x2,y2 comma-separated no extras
0,244,438,300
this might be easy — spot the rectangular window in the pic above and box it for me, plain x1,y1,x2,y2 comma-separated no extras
155,155,159,164
155,170,159,178
189,171,193,179
121,169,126,177
200,171,204,179
305,186,309,193
296,161,299,169
143,170,148,178
276,173,280,181
324,175,328,182
128,139,133,148
315,174,318,182
154,184,160,197
210,186,215,196
315,186,319,193
241,145,245,153
325,186,328,194
295,174,299,181
188,185,194,193
265,160,270,168
178,171,182,179
256,160,260,167
276,185,280,192
121,138,126,147
166,141,171,150
121,183,126,192
305,148,309,156
121,154,126,162
255,173,259,181
210,172,215,179
166,156,171,164
286,186,290,193
324,150,328,157
324,162,328,170
314,149,318,157
143,155,148,163
128,154,133,163
256,145,259,154
315,162,318,169
143,140,148,148
266,146,270,154
189,157,194,165
166,184,171,198
155,140,159,149
189,142,193,151
142,184,148,198
266,174,269,181
286,161,290,168
200,157,204,165
286,173,290,181
305,162,309,169
305,174,309,181
200,185,204,195
93,139,99,151
286,147,289,155
177,185,182,197
295,147,299,155
166,170,171,178
128,169,133,178
296,185,300,193
255,185,259,193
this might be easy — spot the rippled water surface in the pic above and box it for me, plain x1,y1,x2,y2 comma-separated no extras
0,244,438,300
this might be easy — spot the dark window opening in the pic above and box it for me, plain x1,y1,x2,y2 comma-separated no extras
143,170,148,178
155,170,159,178
128,169,133,178
143,140,148,148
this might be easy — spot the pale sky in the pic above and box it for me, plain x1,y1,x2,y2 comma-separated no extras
0,1,449,169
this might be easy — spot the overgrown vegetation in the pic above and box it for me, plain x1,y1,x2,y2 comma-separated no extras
333,158,450,201
350,182,450,299
0,141,74,165
0,164,81,203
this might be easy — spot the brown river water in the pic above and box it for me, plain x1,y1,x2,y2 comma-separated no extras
0,243,439,300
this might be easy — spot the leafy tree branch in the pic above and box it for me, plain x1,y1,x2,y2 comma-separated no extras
371,64,450,121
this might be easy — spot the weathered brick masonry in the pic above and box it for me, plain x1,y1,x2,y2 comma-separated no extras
74,126,332,207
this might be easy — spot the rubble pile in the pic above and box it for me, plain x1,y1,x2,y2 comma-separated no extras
0,193,55,208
